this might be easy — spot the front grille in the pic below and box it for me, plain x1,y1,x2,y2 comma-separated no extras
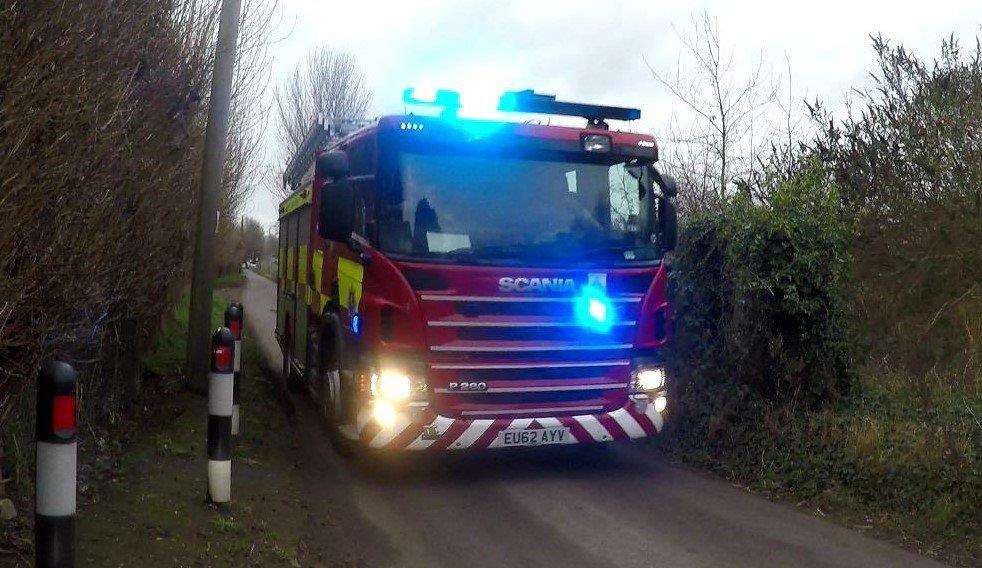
421,293,643,418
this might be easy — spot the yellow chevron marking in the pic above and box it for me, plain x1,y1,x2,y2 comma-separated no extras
337,257,364,310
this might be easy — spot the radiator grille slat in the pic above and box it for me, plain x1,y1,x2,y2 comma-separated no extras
419,289,648,418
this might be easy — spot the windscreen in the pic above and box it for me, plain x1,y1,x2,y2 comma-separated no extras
377,152,657,266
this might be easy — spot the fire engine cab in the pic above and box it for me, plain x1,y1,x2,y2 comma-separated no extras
276,89,678,452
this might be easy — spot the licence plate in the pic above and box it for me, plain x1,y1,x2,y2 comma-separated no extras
497,427,570,447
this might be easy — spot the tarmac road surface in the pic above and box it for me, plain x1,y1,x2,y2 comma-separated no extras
241,269,941,568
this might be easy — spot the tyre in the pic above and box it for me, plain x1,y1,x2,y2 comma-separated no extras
317,314,355,456
285,354,302,393
283,337,303,393
305,331,320,398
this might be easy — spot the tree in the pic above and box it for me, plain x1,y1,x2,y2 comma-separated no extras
645,11,778,212
272,46,372,198
238,216,267,260
0,0,277,469
810,35,981,379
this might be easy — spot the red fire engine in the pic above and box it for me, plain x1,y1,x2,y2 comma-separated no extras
276,89,678,452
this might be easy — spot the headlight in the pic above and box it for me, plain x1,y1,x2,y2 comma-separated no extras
632,367,666,391
654,395,668,413
371,369,412,401
372,400,398,426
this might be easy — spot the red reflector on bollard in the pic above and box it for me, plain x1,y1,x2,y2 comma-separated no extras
213,345,233,372
51,395,76,435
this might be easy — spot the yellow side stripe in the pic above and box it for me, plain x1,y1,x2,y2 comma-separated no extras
278,185,313,218
298,245,308,285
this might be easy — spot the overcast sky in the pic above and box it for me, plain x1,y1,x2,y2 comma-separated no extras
243,0,981,228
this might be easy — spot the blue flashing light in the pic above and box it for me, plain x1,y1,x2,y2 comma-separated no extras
498,91,520,112
351,313,362,336
456,119,507,139
402,87,461,118
574,285,615,333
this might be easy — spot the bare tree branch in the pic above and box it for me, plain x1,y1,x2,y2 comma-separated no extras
646,11,779,212
270,47,372,199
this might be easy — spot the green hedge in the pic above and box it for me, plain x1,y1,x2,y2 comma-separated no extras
662,161,979,561
668,162,852,410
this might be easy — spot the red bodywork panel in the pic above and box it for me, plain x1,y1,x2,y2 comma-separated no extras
296,113,670,445
351,248,669,420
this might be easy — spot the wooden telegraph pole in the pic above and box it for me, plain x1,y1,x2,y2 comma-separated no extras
187,0,242,392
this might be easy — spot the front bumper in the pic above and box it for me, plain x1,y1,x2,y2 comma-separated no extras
342,401,665,451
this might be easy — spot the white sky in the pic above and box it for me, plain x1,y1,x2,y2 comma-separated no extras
242,0,981,228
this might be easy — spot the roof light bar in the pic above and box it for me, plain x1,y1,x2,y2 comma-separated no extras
498,90,640,128
402,87,461,119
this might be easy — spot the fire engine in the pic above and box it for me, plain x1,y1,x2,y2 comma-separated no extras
276,89,678,452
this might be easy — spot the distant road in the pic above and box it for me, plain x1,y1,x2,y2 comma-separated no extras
241,269,942,568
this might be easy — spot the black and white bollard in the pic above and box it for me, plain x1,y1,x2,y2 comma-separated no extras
207,327,235,505
224,303,243,437
36,360,77,568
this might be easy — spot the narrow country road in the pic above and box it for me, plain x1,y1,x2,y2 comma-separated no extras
241,269,941,568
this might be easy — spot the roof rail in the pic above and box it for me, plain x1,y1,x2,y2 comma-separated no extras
498,90,640,130
282,116,375,191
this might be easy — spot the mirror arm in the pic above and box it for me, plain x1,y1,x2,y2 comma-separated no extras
350,233,373,265
648,165,665,197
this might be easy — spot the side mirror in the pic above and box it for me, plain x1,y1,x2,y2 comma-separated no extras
655,170,678,198
316,150,354,242
316,150,349,179
319,178,355,242
658,198,678,252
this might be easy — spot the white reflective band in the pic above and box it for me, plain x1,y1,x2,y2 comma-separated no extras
406,415,455,450
644,402,664,432
231,405,240,436
233,340,241,371
449,419,493,450
370,415,413,448
208,372,234,416
208,460,231,503
508,418,535,430
36,441,76,516
574,414,613,441
610,408,646,438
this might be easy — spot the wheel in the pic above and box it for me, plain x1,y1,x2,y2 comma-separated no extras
284,353,302,393
283,327,303,393
305,331,320,398
317,314,355,456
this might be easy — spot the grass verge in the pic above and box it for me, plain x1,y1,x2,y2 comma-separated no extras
1,286,313,567
255,265,276,282
74,336,313,566
660,368,980,566
141,290,227,378
215,271,247,289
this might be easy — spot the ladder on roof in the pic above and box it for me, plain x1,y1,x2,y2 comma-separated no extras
282,116,375,191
